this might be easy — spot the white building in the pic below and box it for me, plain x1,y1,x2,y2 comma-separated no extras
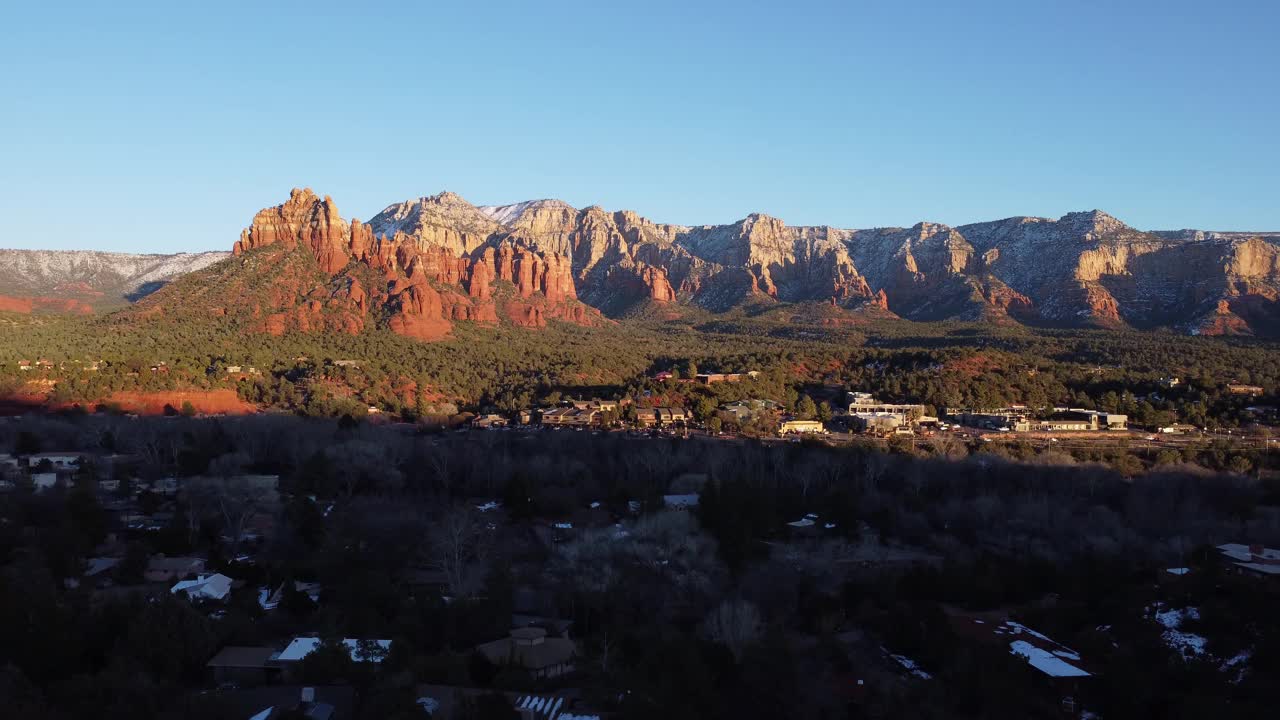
171,573,235,602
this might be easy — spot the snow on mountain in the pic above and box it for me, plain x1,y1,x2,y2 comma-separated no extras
0,248,229,305
477,199,575,227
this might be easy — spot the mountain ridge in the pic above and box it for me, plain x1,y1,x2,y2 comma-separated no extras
6,189,1279,338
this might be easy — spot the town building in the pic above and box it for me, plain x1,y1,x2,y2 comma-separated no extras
779,419,826,435
847,411,908,434
471,413,509,429
845,392,927,420
637,406,689,428
539,407,601,427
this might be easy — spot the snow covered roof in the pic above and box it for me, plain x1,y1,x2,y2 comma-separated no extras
171,573,233,601
276,637,392,663
662,493,700,508
1009,640,1090,677
787,518,815,528
1217,543,1280,574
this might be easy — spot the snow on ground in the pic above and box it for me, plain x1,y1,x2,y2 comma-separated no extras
1154,606,1207,658
888,652,933,679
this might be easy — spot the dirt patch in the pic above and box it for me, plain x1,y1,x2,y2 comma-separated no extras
103,389,258,415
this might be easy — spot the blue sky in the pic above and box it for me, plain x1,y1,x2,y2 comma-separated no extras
1,0,1276,252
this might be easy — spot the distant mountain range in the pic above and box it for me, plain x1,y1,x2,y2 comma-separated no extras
0,248,227,314
4,190,1278,337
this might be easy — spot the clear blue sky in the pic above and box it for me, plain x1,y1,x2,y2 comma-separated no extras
2,0,1276,252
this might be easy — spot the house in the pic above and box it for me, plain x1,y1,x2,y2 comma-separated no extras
145,555,206,583
719,399,782,422
206,646,281,685
1217,543,1280,577
475,627,577,679
1160,377,1182,389
17,360,32,371
948,611,1091,711
779,419,826,435
211,686,355,720
32,472,59,492
540,407,601,427
471,413,509,429
276,638,392,665
332,359,361,368
570,398,618,412
172,573,235,602
662,493,700,510
260,580,322,609
637,406,689,427
1227,384,1265,396
26,452,85,470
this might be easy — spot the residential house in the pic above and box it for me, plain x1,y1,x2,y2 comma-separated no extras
471,413,509,429
172,573,235,602
719,399,781,422
1227,384,1265,396
948,610,1092,712
205,646,281,686
475,627,577,679
145,555,206,583
26,452,85,470
32,473,59,492
662,493,700,510
276,638,392,666
211,686,355,720
1217,543,1280,577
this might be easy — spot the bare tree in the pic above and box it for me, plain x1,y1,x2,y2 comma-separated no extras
703,598,763,662
429,505,488,599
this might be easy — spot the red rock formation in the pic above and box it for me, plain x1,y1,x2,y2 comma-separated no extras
234,188,351,274
223,189,603,341
640,265,676,302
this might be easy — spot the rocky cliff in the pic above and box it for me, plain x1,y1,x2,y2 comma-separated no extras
214,188,600,340
101,188,1280,338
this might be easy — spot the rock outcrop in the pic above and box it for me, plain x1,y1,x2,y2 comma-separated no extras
220,189,602,341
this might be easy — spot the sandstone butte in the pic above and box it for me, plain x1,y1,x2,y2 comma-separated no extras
230,188,603,341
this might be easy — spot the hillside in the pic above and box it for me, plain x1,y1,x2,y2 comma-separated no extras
0,248,228,313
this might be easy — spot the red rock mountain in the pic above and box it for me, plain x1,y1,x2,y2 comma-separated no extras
135,188,602,341
117,189,1280,338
